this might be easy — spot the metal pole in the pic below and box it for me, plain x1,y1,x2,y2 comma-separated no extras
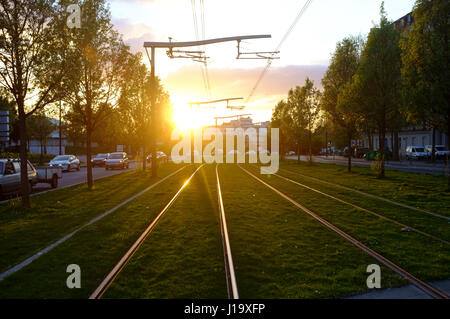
325,122,328,158
59,100,62,155
151,47,158,177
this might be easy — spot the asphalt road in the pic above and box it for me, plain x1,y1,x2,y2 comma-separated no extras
32,161,137,193
286,155,448,175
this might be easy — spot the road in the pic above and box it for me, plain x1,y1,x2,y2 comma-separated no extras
32,161,137,194
286,155,448,175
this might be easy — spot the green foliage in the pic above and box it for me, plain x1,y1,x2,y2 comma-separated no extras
321,36,364,170
400,0,450,137
346,3,403,177
118,53,174,156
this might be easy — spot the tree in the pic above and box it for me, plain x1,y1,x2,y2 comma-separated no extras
287,78,321,164
118,51,173,171
0,0,70,207
400,0,450,186
352,3,402,178
271,100,295,160
321,36,363,172
61,0,129,189
27,111,55,164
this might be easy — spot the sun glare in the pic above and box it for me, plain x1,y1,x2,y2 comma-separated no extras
173,102,213,130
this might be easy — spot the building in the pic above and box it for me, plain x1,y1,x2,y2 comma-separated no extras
394,12,414,31
362,127,448,155
7,118,67,155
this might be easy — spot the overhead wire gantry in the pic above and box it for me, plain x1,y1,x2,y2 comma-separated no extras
144,34,276,176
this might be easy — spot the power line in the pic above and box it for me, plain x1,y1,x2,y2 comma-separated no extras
200,0,212,98
191,0,211,98
246,0,313,104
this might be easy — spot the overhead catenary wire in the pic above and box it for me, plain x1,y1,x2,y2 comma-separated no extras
246,0,313,104
200,0,212,98
191,0,211,99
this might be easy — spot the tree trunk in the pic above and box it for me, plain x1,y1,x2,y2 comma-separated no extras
40,138,44,165
86,101,93,189
431,126,436,162
297,140,300,162
378,130,386,178
18,110,30,208
86,127,93,189
347,135,352,173
308,130,312,163
368,131,373,150
447,117,450,190
142,146,146,171
393,130,399,161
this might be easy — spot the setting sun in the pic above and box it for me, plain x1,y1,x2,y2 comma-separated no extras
172,101,216,130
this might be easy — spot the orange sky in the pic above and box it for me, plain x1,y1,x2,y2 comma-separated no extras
109,0,416,126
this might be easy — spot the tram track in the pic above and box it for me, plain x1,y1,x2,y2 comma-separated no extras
239,164,449,299
216,164,239,299
89,165,205,299
269,170,449,245
279,168,450,221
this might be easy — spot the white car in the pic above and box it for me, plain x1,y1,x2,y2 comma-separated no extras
105,152,129,170
49,155,81,172
405,146,428,160
425,145,450,159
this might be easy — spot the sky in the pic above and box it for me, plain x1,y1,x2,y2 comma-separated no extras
107,0,416,126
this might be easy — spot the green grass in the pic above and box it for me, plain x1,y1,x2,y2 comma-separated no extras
1,162,447,299
245,164,450,283
218,164,405,298
0,165,196,298
276,167,450,242
104,165,227,298
279,160,450,217
0,163,186,273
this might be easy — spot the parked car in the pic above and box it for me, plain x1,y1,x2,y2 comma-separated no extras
146,151,168,164
288,151,296,156
92,153,110,167
425,145,450,159
405,146,428,160
0,159,62,197
0,159,37,198
49,155,80,172
106,152,129,170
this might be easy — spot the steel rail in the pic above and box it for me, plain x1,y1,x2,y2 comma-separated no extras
89,165,205,299
216,164,239,299
269,172,449,245
279,168,450,221
239,165,449,299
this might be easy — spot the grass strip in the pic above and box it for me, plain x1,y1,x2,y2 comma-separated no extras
280,160,450,217
104,165,227,298
0,166,197,298
245,164,450,284
0,163,185,273
218,164,405,298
